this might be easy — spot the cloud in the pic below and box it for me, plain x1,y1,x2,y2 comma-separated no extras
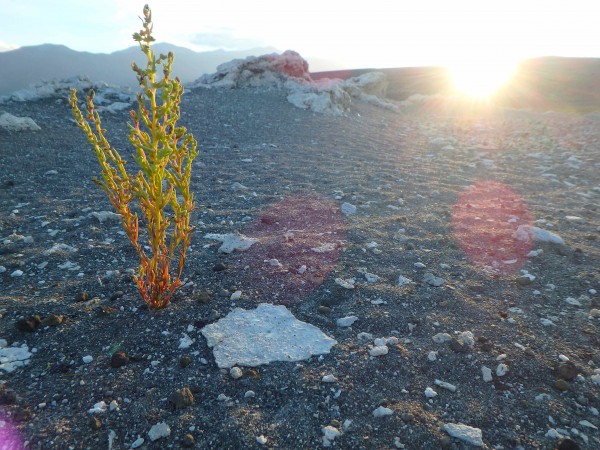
190,31,266,50
0,41,18,52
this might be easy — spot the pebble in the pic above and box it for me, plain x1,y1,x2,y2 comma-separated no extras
482,366,493,382
322,374,337,383
364,272,380,283
130,437,144,448
230,290,242,301
373,406,393,417
244,390,256,398
89,416,102,430
541,318,556,326
256,435,268,445
369,345,389,357
82,355,93,364
424,387,438,398
178,333,195,349
322,426,340,447
213,262,227,272
556,438,581,450
88,401,107,415
557,362,578,381
496,364,509,377
434,380,457,392
336,316,358,327
554,379,569,391
423,272,445,287
428,351,438,361
341,202,357,215
10,270,23,277
181,434,195,448
443,423,484,447
397,275,412,286
432,333,452,344
109,400,119,411
589,309,600,318
335,278,355,289
318,306,331,315
230,367,243,379
169,388,194,409
148,422,171,441
179,355,192,368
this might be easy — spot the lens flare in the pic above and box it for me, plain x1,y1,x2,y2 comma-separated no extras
452,181,533,274
449,57,519,99
0,414,23,450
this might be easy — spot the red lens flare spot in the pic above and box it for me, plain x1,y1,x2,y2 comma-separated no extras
230,193,346,305
452,181,533,274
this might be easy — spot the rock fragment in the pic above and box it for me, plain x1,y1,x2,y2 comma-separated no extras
443,423,484,447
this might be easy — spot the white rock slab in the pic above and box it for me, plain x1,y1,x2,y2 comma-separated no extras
201,303,336,368
373,406,393,417
204,233,257,253
443,423,484,447
0,344,32,373
148,422,171,441
514,225,564,245
0,112,41,131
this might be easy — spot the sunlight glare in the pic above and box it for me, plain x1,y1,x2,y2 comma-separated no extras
449,57,519,99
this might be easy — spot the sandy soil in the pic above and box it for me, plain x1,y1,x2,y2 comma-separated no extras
0,87,599,449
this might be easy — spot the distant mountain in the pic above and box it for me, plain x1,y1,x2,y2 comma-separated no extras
313,57,600,113
0,43,279,95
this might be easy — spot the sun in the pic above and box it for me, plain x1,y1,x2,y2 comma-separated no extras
448,57,519,99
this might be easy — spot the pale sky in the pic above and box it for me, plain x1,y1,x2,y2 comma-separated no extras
0,0,598,69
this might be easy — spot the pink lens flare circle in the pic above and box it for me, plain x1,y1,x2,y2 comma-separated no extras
0,413,23,450
452,181,533,274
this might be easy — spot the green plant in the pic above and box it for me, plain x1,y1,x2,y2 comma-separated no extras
69,4,198,309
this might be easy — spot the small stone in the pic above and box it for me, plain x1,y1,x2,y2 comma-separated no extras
10,270,23,277
181,433,195,448
373,406,393,417
336,316,358,327
322,425,341,447
212,262,227,272
75,292,90,302
195,290,212,303
554,379,569,391
397,275,412,286
148,422,171,441
496,363,509,377
341,202,357,215
589,309,600,318
82,355,93,364
443,423,483,447
110,291,124,301
256,435,268,445
109,400,119,411
230,367,243,379
516,275,534,286
89,416,102,430
322,374,337,383
482,366,493,382
179,355,192,368
244,390,256,398
169,387,194,409
335,278,355,289
434,380,457,392
16,315,42,332
318,306,331,315
423,272,444,287
130,437,144,449
432,333,452,344
230,290,242,301
425,387,438,398
110,351,129,368
556,437,581,450
369,345,389,357
557,361,578,381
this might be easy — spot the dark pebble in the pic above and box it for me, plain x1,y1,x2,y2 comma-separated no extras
318,306,331,315
89,416,102,430
449,338,468,353
181,433,195,447
41,314,63,327
110,351,129,368
169,387,194,409
110,291,124,301
195,290,212,304
260,216,276,225
0,385,17,404
554,379,569,391
180,355,192,368
212,262,227,272
557,361,578,381
75,292,90,302
16,315,41,332
556,437,581,450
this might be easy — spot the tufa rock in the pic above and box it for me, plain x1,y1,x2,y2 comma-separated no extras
556,361,578,381
169,387,194,409
16,315,41,332
110,351,129,368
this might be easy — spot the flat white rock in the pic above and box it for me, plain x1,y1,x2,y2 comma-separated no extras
336,316,358,327
397,275,413,286
373,406,393,417
335,278,355,289
369,345,389,356
424,387,438,398
204,233,257,253
201,303,336,368
130,437,144,449
178,333,194,349
0,112,41,131
322,425,341,447
88,401,108,415
0,344,32,373
432,333,452,344
443,423,484,447
341,202,357,215
482,366,493,382
148,422,171,441
435,379,457,392
514,225,564,245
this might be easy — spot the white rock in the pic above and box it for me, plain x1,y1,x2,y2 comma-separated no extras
424,387,438,398
256,435,268,445
565,297,582,306
540,318,556,326
397,275,413,286
335,278,355,289
130,437,144,449
201,303,336,368
372,406,394,417
0,112,41,131
434,379,457,392
0,266,5,273
443,423,484,447
203,233,257,253
311,243,337,253
10,270,23,277
496,363,509,377
374,338,386,346
482,366,493,382
109,400,119,411
230,290,242,301
90,211,121,223
82,355,93,364
0,344,32,373
217,394,231,402
178,333,194,349
559,354,570,362
322,374,337,383
230,367,243,379
457,331,475,348
148,422,171,441
369,345,389,357
43,243,77,255
88,401,108,415
423,272,444,287
341,202,357,215
231,182,248,191
579,420,598,430
244,390,256,398
428,351,438,361
545,428,563,439
414,262,426,269
322,425,341,447
357,332,373,343
514,225,564,245
432,333,452,344
336,316,358,327
364,272,380,283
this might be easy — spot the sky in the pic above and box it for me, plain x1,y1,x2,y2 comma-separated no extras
0,0,599,70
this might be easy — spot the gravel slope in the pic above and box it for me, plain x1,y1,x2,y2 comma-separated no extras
0,88,599,449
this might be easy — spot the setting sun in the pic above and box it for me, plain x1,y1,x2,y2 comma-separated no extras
448,58,519,99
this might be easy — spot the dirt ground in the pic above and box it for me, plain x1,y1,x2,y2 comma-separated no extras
1,86,599,449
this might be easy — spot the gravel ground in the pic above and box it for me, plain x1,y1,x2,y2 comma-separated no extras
0,87,599,449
